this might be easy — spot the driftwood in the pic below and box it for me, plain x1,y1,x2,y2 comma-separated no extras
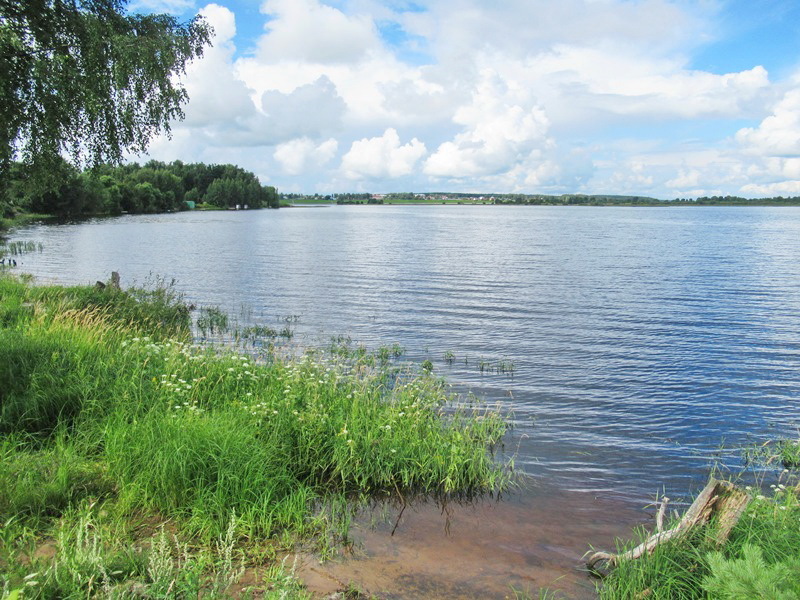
95,272,121,291
587,479,750,575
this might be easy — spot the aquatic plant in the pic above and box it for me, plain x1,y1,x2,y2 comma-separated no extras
744,436,800,470
0,240,43,258
196,305,229,336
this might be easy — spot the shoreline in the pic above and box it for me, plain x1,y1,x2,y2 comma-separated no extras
0,273,516,598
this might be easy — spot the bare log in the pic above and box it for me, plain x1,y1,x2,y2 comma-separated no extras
587,479,750,575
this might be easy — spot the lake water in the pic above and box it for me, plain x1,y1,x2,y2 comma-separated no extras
9,205,800,597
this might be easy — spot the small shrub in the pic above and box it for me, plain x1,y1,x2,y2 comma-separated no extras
702,543,800,599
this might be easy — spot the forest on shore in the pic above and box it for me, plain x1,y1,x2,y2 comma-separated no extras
0,160,279,224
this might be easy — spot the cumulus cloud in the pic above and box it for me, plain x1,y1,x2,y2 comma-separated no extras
180,5,258,130
424,70,551,178
666,170,702,189
257,0,380,64
741,180,800,196
274,138,339,175
341,128,427,179
260,76,346,141
135,0,800,197
407,0,709,63
524,48,770,122
736,87,800,157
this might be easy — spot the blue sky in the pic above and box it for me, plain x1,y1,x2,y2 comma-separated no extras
130,0,800,198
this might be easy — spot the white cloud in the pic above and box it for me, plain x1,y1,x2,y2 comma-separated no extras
257,0,380,64
424,69,551,178
260,76,346,141
128,0,195,13
134,0,800,197
409,0,709,63
341,128,427,179
180,5,257,130
666,169,702,189
741,180,800,196
525,47,770,121
274,138,338,175
736,87,800,157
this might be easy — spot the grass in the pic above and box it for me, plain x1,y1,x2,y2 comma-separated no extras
0,273,511,596
0,213,54,234
744,435,800,469
597,479,800,599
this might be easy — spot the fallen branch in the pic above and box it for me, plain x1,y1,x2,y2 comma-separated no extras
587,478,750,575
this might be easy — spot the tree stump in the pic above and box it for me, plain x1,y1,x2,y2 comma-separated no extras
587,478,750,575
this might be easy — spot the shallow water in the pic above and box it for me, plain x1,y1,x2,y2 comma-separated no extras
295,487,646,599
10,205,800,596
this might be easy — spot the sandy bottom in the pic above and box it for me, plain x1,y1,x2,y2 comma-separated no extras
293,486,647,599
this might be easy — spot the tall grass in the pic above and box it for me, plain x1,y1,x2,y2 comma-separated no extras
0,273,512,595
598,481,800,599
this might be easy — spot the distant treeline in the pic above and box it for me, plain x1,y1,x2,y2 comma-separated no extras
2,159,279,220
283,191,800,206
492,193,800,206
280,192,382,205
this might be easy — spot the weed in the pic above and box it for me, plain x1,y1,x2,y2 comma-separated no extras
197,305,229,336
744,435,800,469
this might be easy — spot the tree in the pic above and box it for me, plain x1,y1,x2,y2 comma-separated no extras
0,0,212,192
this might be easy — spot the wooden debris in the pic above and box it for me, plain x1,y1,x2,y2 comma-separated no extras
587,479,750,575
711,485,749,546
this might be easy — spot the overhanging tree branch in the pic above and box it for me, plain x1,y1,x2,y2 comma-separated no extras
0,0,212,195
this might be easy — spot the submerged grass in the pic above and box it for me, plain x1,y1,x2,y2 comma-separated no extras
0,273,511,596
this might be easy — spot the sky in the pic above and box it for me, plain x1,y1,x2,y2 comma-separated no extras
128,0,800,198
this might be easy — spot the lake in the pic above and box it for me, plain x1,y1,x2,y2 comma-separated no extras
10,205,800,597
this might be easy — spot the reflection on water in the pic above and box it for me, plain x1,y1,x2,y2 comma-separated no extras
11,205,800,596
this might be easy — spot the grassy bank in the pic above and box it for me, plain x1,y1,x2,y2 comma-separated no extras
597,473,800,599
0,274,511,597
0,213,53,234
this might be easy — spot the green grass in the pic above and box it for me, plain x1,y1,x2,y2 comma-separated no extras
0,213,54,234
597,482,800,599
743,435,800,471
0,273,511,596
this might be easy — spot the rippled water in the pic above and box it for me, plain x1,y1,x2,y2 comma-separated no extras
10,205,800,595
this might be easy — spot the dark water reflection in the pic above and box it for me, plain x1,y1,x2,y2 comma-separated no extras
11,205,800,595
